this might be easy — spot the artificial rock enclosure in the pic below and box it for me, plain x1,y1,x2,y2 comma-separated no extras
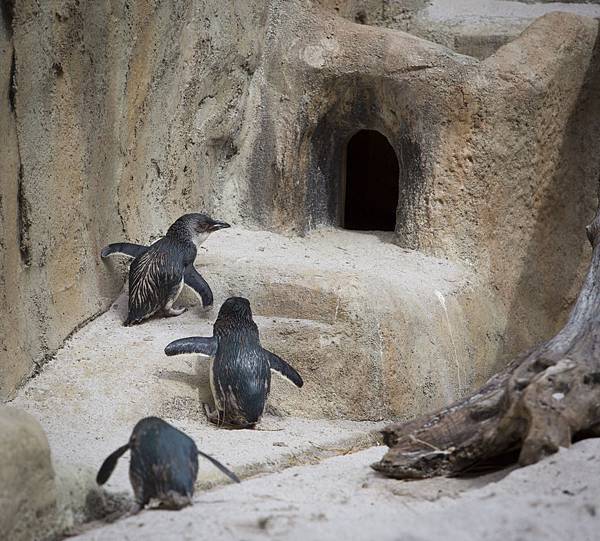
1,0,600,540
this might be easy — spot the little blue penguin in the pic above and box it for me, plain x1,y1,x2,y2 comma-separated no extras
101,213,230,326
164,297,304,428
96,416,240,511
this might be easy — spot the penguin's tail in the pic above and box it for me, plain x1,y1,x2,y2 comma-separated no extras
96,443,130,485
197,450,240,484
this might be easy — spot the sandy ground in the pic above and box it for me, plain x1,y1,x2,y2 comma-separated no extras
10,296,385,524
10,227,598,539
72,439,600,541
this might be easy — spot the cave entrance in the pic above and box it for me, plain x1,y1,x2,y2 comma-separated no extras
342,130,399,231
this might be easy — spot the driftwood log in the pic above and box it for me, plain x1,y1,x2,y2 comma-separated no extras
373,209,600,479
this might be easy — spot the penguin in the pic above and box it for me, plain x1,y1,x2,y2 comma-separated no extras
96,416,240,511
101,213,230,326
164,297,304,428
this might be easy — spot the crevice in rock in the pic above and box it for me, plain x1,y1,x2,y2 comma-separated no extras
0,0,14,35
23,307,108,383
6,31,31,268
8,47,15,112
17,163,31,267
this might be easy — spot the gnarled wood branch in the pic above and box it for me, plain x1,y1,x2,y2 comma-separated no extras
373,209,600,479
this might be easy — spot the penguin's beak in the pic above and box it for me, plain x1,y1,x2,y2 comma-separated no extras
209,220,231,232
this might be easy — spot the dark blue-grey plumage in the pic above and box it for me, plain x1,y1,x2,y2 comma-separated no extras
96,417,239,511
164,297,303,428
100,213,230,326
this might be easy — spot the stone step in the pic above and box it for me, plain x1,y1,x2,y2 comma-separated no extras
189,228,505,419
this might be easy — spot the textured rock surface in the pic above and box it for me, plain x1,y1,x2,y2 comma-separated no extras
1,2,599,399
318,0,600,58
0,407,57,541
0,0,268,398
197,228,504,418
9,226,505,533
248,6,600,359
2,2,600,539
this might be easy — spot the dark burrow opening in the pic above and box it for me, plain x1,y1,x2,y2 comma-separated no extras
343,130,399,231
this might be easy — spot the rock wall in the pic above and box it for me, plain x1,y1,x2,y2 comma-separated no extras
1,0,599,401
0,0,268,399
239,4,600,359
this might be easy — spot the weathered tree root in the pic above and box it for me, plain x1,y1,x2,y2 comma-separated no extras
373,210,600,479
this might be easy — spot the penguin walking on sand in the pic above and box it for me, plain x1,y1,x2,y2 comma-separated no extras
101,213,230,326
164,297,304,428
96,416,240,511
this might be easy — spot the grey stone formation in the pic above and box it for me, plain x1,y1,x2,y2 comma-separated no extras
0,407,58,541
318,0,600,58
1,1,599,400
1,1,600,538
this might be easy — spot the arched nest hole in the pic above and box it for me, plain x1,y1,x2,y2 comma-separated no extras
342,129,399,231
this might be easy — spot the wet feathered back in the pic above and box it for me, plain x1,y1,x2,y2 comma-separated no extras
214,297,259,339
125,238,195,325
96,417,239,509
130,418,199,501
212,297,271,425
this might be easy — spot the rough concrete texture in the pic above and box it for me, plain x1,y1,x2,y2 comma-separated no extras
0,407,58,541
414,1,600,58
71,438,600,541
318,1,600,58
246,5,600,361
2,1,600,399
0,0,269,398
2,2,600,539
7,225,508,535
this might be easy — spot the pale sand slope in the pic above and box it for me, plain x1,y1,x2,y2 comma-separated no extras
10,291,385,526
74,439,599,541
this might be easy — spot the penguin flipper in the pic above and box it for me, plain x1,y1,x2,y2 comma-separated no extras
101,243,147,259
197,450,240,483
96,443,130,485
183,266,213,307
266,351,304,388
164,337,218,357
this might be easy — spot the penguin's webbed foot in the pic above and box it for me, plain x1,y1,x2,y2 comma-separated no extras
163,306,186,317
203,403,224,426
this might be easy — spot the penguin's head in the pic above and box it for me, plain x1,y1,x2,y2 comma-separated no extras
218,296,253,321
168,213,230,245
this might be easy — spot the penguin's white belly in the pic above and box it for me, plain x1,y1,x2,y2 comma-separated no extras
209,358,221,410
164,279,184,309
